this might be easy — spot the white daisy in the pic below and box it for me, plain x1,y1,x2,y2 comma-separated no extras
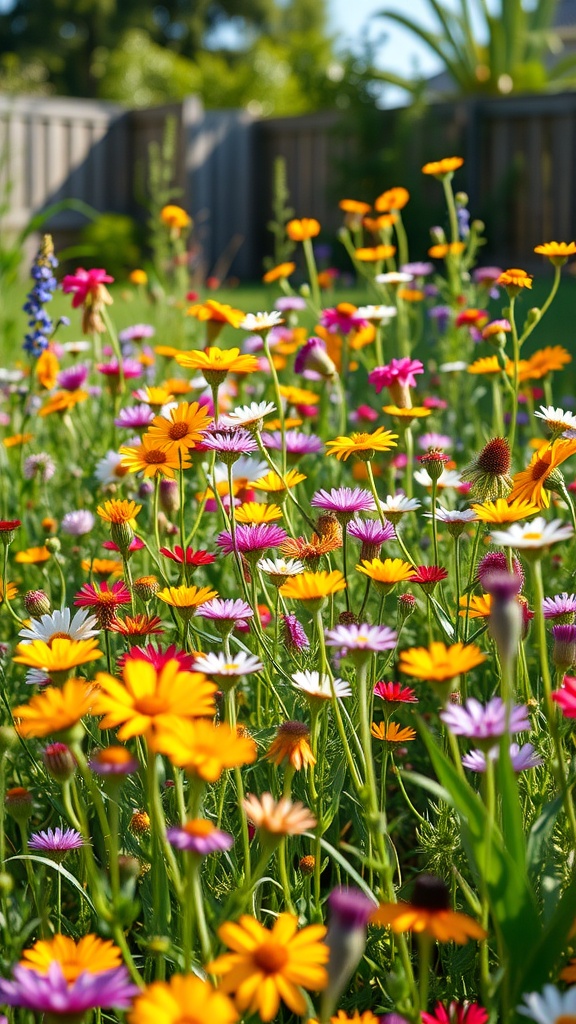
220,401,277,428
63,340,91,356
426,506,479,523
534,405,576,432
439,361,468,373
240,311,284,332
355,305,397,322
490,517,573,550
193,651,263,677
414,468,464,490
379,493,421,515
94,451,128,487
213,456,268,485
375,271,414,285
292,670,351,701
19,608,100,645
518,984,576,1024
258,557,305,579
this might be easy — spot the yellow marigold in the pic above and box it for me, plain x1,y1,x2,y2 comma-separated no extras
175,346,258,379
128,975,238,1024
186,300,246,328
422,156,464,176
160,204,191,229
374,186,410,211
120,436,191,479
13,678,96,739
280,570,346,605
39,390,88,417
533,241,576,265
470,498,540,523
325,427,398,462
339,198,372,215
496,268,533,290
235,502,283,523
36,349,59,390
428,242,466,258
21,934,122,980
525,345,572,378
399,641,486,681
509,439,576,509
154,718,257,780
355,244,396,261
263,262,296,283
253,469,307,493
3,432,35,447
97,499,142,525
147,401,213,452
15,546,51,564
0,580,18,602
371,721,416,743
356,558,416,591
286,218,321,241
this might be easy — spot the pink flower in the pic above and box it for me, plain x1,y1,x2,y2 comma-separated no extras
62,268,114,308
369,357,424,393
422,1002,489,1024
552,674,576,717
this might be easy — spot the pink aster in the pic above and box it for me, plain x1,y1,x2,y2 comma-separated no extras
319,306,369,334
368,358,424,403
216,523,287,557
422,1001,489,1024
552,674,576,717
311,486,376,524
62,267,114,307
325,623,397,657
97,358,142,380
117,642,196,672
374,680,418,704
0,962,138,1015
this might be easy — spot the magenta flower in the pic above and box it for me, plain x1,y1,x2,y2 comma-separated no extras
419,432,453,450
368,357,424,396
543,592,576,621
118,324,155,344
311,487,376,524
260,429,324,458
282,613,310,651
216,523,287,557
97,359,142,380
197,598,254,627
114,404,154,429
200,427,258,461
102,536,145,554
294,336,337,378
476,551,524,589
422,1001,489,1024
319,307,368,334
462,743,542,773
117,642,195,672
374,680,418,704
28,827,84,862
62,268,114,307
0,962,138,1014
347,518,395,544
57,364,89,391
89,747,140,776
166,821,234,855
440,697,530,741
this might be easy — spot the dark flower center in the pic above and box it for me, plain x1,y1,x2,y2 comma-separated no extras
411,874,450,910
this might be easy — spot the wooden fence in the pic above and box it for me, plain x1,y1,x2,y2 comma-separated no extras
2,90,576,277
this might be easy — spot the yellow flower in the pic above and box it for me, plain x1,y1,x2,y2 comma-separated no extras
13,678,96,738
428,242,466,258
156,584,218,612
128,974,238,1024
496,268,533,290
120,436,191,478
279,570,346,605
262,262,296,283
325,427,397,462
509,439,576,509
278,385,319,407
39,390,88,417
175,347,259,382
160,204,191,230
15,546,51,564
399,641,486,681
355,244,396,261
12,638,102,676
96,499,142,525
371,875,486,944
21,934,122,981
154,719,257,781
286,218,321,241
207,914,329,1021
81,557,123,577
235,502,283,523
422,156,464,176
92,658,216,749
36,349,59,390
458,594,492,619
382,405,431,420
0,580,18,602
355,558,416,592
137,385,175,407
374,186,410,211
3,433,35,448
371,721,416,743
534,241,576,266
147,401,213,452
467,356,502,376
129,269,148,285
397,288,424,302
186,300,246,329
470,498,540,523
253,469,307,494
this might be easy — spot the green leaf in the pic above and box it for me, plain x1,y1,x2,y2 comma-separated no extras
526,794,563,884
495,738,525,874
303,832,377,901
516,867,576,995
8,855,96,912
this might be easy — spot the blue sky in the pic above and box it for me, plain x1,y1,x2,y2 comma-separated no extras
329,0,443,82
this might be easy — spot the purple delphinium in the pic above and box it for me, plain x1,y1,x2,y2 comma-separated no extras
61,510,95,537
311,487,376,524
543,592,576,622
166,821,234,855
282,613,310,651
260,429,324,459
462,742,543,773
28,827,84,862
57,363,89,391
440,697,530,743
325,623,397,658
0,963,139,1014
114,404,155,430
216,523,287,558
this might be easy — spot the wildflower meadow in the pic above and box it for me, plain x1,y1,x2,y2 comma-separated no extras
1,158,576,1024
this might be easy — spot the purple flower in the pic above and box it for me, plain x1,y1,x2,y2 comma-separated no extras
0,962,139,1014
320,307,368,334
473,266,503,285
197,598,253,625
440,697,530,741
275,296,306,311
311,487,376,523
347,517,396,545
201,427,258,461
401,261,434,277
428,305,452,333
57,364,89,391
23,452,55,482
260,430,324,458
551,623,576,669
483,570,523,602
462,742,542,773
166,821,234,855
477,551,524,589
322,887,377,1018
61,510,95,536
418,432,453,450
118,324,155,343
325,623,397,656
328,886,377,929
216,523,287,557
294,336,336,378
282,613,310,651
28,827,84,862
543,592,576,621
114,404,154,429
97,358,142,379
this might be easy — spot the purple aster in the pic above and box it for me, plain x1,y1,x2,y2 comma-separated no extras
400,261,434,277
23,452,56,482
197,597,254,625
551,623,576,669
311,487,376,524
201,427,258,462
0,962,139,1014
118,323,155,344
418,432,453,450
114,404,154,429
97,358,142,379
28,827,84,862
282,612,310,651
57,363,89,391
428,305,452,332
319,307,368,334
440,697,530,741
325,623,397,658
61,510,95,536
260,429,324,458
275,296,306,311
347,517,396,545
462,742,542,773
543,592,576,621
216,523,287,557
166,820,234,855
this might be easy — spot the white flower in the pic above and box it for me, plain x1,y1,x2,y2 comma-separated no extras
379,493,421,515
426,506,479,523
292,670,351,700
19,608,100,645
534,405,576,431
439,361,468,373
240,311,284,332
193,651,263,676
25,668,52,686
94,451,128,487
258,557,305,578
63,340,91,355
375,271,414,285
490,517,573,550
213,456,268,484
414,468,464,490
0,368,25,384
518,984,576,1024
220,401,276,427
355,305,397,322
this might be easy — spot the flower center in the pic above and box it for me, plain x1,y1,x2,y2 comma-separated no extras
49,632,72,642
184,820,215,837
253,940,289,974
531,457,550,481
136,695,166,716
144,449,168,464
523,532,542,540
170,422,190,440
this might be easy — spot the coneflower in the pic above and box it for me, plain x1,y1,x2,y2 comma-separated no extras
461,437,513,500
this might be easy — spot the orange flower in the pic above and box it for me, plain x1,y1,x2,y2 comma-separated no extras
147,401,213,452
397,288,424,302
160,205,191,230
266,721,316,770
428,242,466,258
339,198,371,215
3,433,35,447
263,262,296,283
36,349,59,389
374,186,410,211
286,218,321,241
15,546,51,564
508,439,576,508
39,390,88,417
154,718,257,780
355,244,396,261
422,157,464,176
279,570,346,606
534,241,576,266
364,214,397,233
524,345,571,378
13,679,96,739
371,874,486,943
371,721,416,743
129,269,148,285
120,435,191,478
496,268,533,290
186,300,246,329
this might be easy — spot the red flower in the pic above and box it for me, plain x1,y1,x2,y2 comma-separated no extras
159,546,216,566
552,675,576,718
412,565,448,593
102,537,145,554
374,680,418,704
117,642,196,672
422,1002,488,1024
0,520,21,532
62,268,114,307
74,579,131,628
109,614,164,638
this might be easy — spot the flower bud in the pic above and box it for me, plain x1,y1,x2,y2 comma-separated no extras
552,624,576,670
320,887,376,1021
138,480,155,499
160,478,180,514
24,589,52,617
44,536,61,554
130,810,151,836
110,521,134,555
43,742,77,783
5,786,33,822
299,855,316,876
133,575,160,602
485,571,523,668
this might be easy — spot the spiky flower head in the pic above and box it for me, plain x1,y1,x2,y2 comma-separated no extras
461,437,513,499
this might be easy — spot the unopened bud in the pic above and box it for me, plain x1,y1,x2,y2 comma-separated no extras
110,521,134,555
5,786,33,821
455,191,469,206
133,575,160,601
552,624,576,670
525,307,541,327
44,536,61,554
159,479,180,514
299,855,316,876
24,589,52,617
320,887,376,1022
397,592,416,624
43,742,77,783
118,855,141,885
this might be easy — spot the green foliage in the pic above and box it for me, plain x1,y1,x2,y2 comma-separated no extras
264,158,295,271
79,213,142,280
